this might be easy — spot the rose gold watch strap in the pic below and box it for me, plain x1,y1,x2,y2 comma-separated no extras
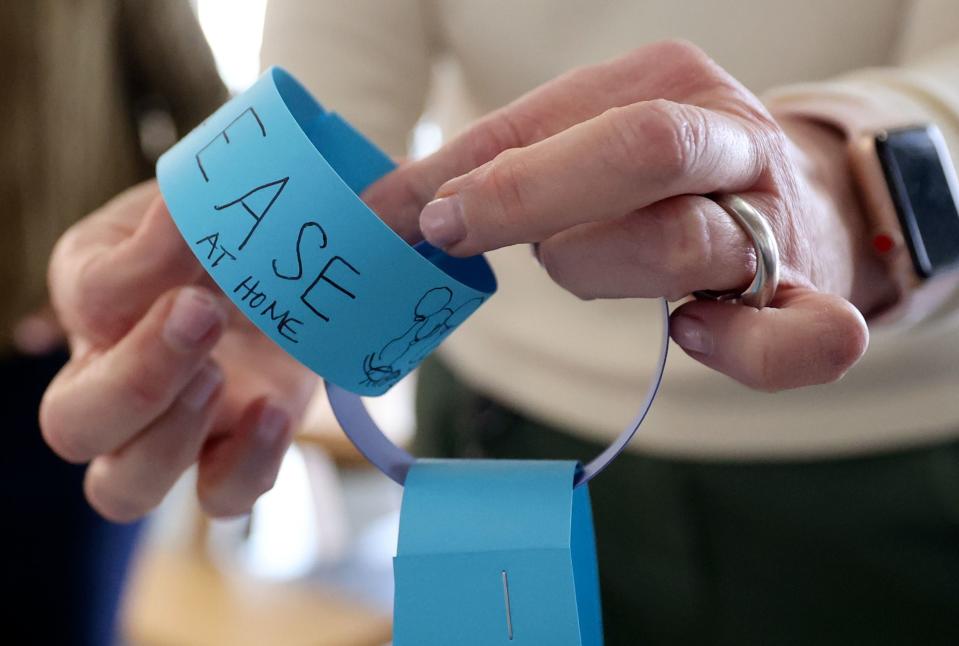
766,89,932,320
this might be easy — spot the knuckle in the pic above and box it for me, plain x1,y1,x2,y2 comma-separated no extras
480,149,534,227
646,40,731,93
659,38,707,59
645,100,707,178
603,101,706,182
648,39,711,68
655,207,714,299
617,41,732,102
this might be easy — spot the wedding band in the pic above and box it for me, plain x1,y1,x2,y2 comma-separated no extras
693,194,780,309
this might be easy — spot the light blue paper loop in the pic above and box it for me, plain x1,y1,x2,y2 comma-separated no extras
157,67,496,396
394,460,603,646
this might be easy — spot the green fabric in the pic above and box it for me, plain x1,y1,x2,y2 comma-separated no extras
414,357,959,646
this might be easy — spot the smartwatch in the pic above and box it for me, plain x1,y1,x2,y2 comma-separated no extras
768,91,959,318
850,124,959,309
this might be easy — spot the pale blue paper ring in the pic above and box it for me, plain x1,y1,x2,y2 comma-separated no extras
157,67,496,397
327,297,669,487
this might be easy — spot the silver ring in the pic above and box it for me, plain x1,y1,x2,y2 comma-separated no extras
693,194,780,309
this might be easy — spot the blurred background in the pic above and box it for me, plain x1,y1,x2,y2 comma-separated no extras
11,2,957,645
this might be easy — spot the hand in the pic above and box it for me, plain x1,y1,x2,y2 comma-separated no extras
366,40,896,391
40,182,317,522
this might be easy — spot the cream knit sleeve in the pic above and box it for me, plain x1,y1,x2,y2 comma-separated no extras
765,0,958,151
259,0,435,158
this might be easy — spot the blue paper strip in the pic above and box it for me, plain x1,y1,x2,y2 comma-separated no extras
324,296,668,486
157,67,496,396
394,460,603,646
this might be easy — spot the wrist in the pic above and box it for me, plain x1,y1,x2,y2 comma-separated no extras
777,115,898,317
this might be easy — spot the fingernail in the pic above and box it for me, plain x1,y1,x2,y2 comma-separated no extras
670,315,713,355
256,404,289,443
163,288,223,351
420,195,466,249
180,362,222,410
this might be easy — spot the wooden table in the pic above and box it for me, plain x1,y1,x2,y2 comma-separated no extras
122,547,392,646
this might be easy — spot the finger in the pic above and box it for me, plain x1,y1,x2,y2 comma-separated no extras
419,99,765,256
669,289,869,392
363,40,730,238
84,362,223,522
40,286,227,463
536,194,757,300
52,191,203,346
59,181,161,249
196,399,292,518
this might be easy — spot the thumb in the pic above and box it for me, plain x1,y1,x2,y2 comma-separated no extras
669,288,869,392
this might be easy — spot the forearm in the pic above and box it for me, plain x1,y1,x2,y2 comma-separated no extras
775,116,897,318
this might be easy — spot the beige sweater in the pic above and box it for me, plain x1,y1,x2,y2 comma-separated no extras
262,0,959,459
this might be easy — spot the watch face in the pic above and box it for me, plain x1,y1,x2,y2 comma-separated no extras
876,125,959,279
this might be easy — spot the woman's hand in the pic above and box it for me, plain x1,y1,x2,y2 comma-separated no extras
40,182,317,522
366,40,895,391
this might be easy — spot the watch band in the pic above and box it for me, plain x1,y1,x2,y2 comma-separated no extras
767,89,941,319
